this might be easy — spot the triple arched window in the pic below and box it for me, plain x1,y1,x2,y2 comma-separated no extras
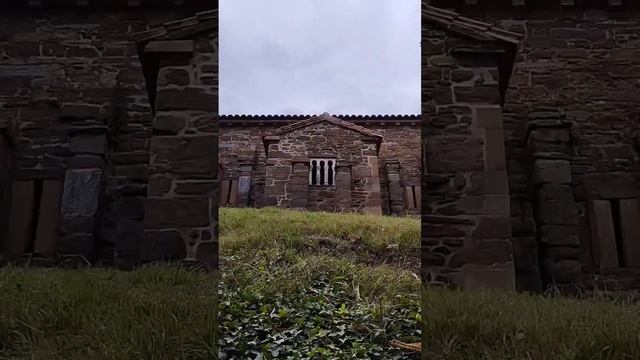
309,158,336,186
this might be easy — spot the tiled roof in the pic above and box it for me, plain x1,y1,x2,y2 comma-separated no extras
220,114,420,123
267,113,384,139
132,9,217,42
423,3,523,45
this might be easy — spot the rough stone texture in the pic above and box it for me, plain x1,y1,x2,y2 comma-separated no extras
440,2,640,293
421,14,516,291
139,12,218,272
0,133,12,251
219,116,421,216
262,115,383,214
0,7,218,271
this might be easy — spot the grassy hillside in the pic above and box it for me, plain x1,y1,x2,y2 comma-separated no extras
217,207,422,359
2,207,640,359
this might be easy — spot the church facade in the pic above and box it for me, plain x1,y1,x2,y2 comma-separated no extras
219,113,421,216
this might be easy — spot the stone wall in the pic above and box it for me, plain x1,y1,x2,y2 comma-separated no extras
0,10,204,267
219,119,421,216
422,10,518,290
263,120,382,214
0,130,12,248
139,18,219,271
442,5,640,292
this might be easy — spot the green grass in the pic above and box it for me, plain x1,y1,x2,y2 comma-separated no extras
218,207,421,359
0,266,217,360
220,207,420,254
422,288,640,360
2,207,640,359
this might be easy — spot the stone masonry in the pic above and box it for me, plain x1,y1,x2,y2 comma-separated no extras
423,1,640,293
262,113,384,214
421,5,520,290
1,0,640,295
0,2,218,272
219,114,422,216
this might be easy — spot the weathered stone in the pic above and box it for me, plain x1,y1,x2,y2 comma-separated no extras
159,67,191,87
451,69,474,82
111,152,149,165
174,181,215,195
69,134,107,155
116,164,149,181
119,196,145,219
60,103,105,120
474,106,502,129
154,114,186,133
484,128,506,170
60,169,103,217
540,225,581,246
468,171,509,195
155,86,216,112
533,159,572,184
151,135,217,161
543,246,581,260
145,197,210,229
57,234,95,259
68,155,106,169
427,136,484,173
426,224,467,237
5,181,35,256
472,217,511,238
582,172,640,199
453,85,501,104
452,263,515,291
618,199,640,267
543,259,582,283
456,194,510,216
59,216,96,234
588,200,620,269
449,239,513,268
140,230,186,261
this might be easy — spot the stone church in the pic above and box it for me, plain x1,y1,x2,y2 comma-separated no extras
1,0,640,295
219,113,421,216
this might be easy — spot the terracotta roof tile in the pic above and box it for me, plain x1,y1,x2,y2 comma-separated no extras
423,3,523,44
220,114,421,121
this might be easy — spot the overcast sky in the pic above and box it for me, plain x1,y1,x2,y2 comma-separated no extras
219,0,420,115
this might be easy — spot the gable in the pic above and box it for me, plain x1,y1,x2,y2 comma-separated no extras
268,113,383,139
263,113,383,156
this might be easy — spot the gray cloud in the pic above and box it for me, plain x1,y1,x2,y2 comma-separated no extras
219,0,420,115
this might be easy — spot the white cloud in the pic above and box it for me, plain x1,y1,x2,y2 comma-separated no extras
219,0,420,115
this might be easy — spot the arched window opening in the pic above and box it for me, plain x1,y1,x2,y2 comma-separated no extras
309,158,336,186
